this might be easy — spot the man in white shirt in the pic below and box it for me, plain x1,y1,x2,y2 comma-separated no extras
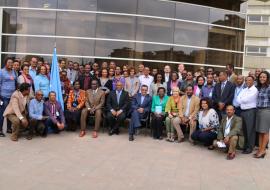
164,65,171,83
237,76,258,154
177,64,185,81
232,75,245,116
138,67,153,94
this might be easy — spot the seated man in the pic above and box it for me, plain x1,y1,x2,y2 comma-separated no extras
3,83,31,141
212,105,242,160
179,85,200,143
129,85,152,141
44,91,65,135
28,90,47,138
106,81,129,136
80,79,105,138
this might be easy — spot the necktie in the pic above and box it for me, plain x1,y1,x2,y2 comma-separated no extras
221,82,225,94
117,91,120,104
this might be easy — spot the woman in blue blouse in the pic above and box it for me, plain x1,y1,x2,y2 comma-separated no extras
151,87,169,140
34,65,50,99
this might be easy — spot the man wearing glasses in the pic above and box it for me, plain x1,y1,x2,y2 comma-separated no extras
28,90,48,138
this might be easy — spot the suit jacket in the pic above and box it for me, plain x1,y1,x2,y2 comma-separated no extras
179,95,200,118
3,90,27,118
131,93,152,114
166,79,181,96
212,81,235,109
85,89,105,110
217,115,242,140
44,100,65,124
106,89,129,112
78,74,93,90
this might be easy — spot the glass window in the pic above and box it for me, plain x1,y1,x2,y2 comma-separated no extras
56,12,96,37
138,0,175,18
136,18,174,43
2,9,17,34
95,40,135,59
16,9,56,35
210,9,245,29
56,38,94,56
15,36,55,54
98,0,137,14
135,43,172,61
176,3,209,23
2,35,16,52
172,46,205,64
174,21,208,47
96,14,136,40
248,15,262,22
208,26,244,51
206,50,243,67
5,0,57,8
58,0,97,11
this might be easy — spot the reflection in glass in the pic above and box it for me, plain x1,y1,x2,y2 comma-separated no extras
95,40,135,58
58,0,97,11
208,26,244,51
176,3,209,23
136,18,174,43
15,36,55,54
56,12,96,37
98,0,137,14
4,0,57,8
138,0,175,18
56,38,94,56
174,21,208,47
16,9,56,35
2,9,17,34
206,50,243,67
2,36,16,53
135,43,172,61
210,9,245,29
96,15,135,40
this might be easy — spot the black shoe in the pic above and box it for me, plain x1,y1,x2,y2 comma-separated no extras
6,128,12,134
109,129,114,136
26,135,33,140
0,132,5,137
115,129,120,135
242,149,252,154
129,135,134,141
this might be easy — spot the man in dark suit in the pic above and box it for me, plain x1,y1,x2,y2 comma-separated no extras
106,81,129,135
212,71,235,119
78,63,93,90
129,85,152,141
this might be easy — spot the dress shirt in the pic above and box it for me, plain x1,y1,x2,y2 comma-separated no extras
201,84,214,98
116,90,122,104
232,84,245,108
221,80,227,94
224,116,233,137
29,67,37,80
184,96,192,117
29,99,44,120
164,73,170,83
0,68,17,98
141,95,145,105
237,85,258,110
139,75,154,94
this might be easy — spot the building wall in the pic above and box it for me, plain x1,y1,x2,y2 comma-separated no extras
0,0,246,72
244,0,270,74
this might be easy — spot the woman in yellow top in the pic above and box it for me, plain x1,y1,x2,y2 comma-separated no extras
165,87,181,142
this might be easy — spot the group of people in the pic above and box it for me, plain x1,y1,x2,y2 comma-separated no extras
0,56,269,161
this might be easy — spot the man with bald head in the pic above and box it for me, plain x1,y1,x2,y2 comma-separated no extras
232,75,245,116
212,105,242,160
106,81,129,135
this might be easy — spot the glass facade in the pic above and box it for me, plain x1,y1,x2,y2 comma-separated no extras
0,0,246,72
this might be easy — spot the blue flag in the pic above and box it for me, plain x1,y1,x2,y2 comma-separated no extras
50,47,64,109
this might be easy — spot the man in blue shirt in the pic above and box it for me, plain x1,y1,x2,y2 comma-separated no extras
0,57,17,137
28,90,47,138
128,85,152,141
29,56,38,80
201,74,215,99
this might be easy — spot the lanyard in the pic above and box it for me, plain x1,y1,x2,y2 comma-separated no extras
225,118,232,130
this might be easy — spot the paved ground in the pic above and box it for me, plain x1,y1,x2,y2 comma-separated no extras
0,128,270,190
